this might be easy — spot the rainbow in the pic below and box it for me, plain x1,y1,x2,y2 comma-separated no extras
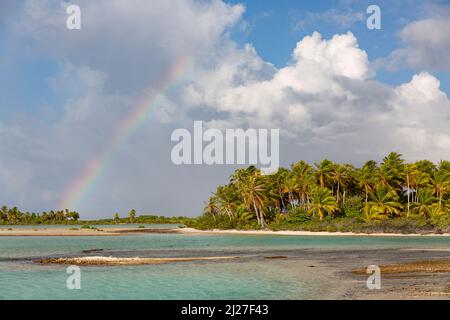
59,56,191,210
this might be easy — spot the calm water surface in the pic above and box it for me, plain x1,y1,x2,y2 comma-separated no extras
1,226,449,299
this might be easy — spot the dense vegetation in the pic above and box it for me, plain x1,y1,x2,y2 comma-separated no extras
2,153,448,234
0,206,192,226
0,207,80,225
187,153,450,233
92,211,194,225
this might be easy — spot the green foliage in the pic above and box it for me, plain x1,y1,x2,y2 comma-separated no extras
284,207,311,224
429,215,450,232
341,196,363,219
0,206,80,225
193,152,449,233
2,153,448,235
82,215,195,226
129,209,137,224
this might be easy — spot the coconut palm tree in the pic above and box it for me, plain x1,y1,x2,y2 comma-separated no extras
404,163,420,216
429,170,449,210
283,173,299,207
379,152,405,190
7,207,21,224
0,206,8,223
411,189,437,217
113,213,120,224
56,210,65,223
268,168,289,210
356,167,376,205
365,186,403,221
308,187,338,220
204,197,220,222
415,160,436,175
409,170,430,203
291,161,316,208
330,164,351,204
214,185,238,220
128,209,137,224
244,174,270,228
231,166,257,209
314,159,333,188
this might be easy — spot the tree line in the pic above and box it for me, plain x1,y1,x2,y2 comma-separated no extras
199,152,450,230
0,207,80,225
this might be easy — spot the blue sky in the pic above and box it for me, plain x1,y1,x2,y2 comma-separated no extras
0,0,449,217
227,0,450,91
1,0,449,121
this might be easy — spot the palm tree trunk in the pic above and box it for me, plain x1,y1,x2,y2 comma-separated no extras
407,174,410,217
279,190,285,209
226,208,232,221
259,205,267,228
253,200,261,226
336,181,340,203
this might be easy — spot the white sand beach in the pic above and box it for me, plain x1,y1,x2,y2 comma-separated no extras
178,228,450,237
1,226,449,237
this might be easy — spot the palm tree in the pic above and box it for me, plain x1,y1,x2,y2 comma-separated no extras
356,167,376,205
214,185,238,220
415,160,436,175
438,160,450,172
409,170,430,203
66,211,79,221
204,197,219,222
404,164,420,216
113,213,120,224
365,186,403,221
129,209,137,224
429,170,449,210
239,172,270,228
7,207,20,224
379,152,405,189
308,187,338,220
330,164,351,203
283,173,299,207
0,206,8,223
231,166,257,209
230,166,272,228
56,210,65,223
429,203,447,218
411,189,437,217
269,168,289,210
314,159,333,188
49,210,56,223
291,161,316,208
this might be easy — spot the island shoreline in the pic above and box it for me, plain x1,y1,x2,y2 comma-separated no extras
1,226,450,237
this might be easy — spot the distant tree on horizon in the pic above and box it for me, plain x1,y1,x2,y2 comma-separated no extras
114,213,120,224
129,209,136,224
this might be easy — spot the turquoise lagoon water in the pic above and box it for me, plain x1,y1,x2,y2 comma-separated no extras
0,223,181,229
1,229,450,299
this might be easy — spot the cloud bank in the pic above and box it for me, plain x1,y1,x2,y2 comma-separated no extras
0,0,448,218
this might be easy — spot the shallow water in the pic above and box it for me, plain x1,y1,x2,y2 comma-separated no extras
0,223,181,229
1,228,450,299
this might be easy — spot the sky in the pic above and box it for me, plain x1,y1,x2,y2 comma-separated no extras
0,0,449,218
